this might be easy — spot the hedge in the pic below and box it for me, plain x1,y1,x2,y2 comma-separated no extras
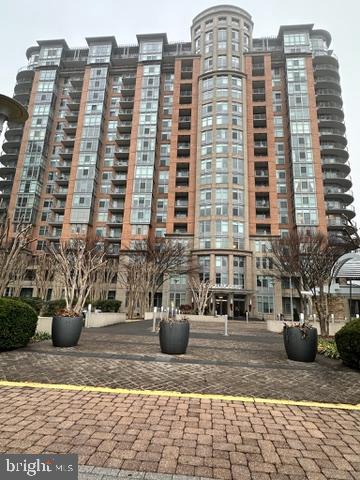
93,299,121,312
0,298,38,350
335,318,360,369
41,299,66,316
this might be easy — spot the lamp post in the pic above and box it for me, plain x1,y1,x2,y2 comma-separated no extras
0,94,28,137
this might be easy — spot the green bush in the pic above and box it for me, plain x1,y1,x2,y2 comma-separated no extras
335,318,360,369
18,297,44,315
94,299,121,312
318,338,340,359
0,298,38,350
42,299,66,316
30,331,51,343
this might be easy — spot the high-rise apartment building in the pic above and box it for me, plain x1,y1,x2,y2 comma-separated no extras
0,5,355,318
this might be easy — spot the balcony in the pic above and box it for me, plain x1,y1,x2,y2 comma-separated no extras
177,139,190,157
176,170,189,187
324,187,353,203
252,88,265,102
114,147,129,160
0,153,17,166
61,136,75,148
111,174,127,184
121,73,136,84
16,66,35,83
174,224,187,234
67,99,80,111
51,201,66,212
179,89,192,104
314,63,339,74
252,65,265,76
55,174,69,185
120,96,134,108
117,121,132,133
112,160,128,170
65,111,78,123
63,124,77,135
318,117,345,132
316,88,343,104
110,188,126,197
109,201,125,211
322,158,350,175
326,202,355,220
255,169,269,186
48,214,65,225
175,209,188,218
320,143,349,160
254,140,268,156
107,216,123,225
323,172,352,189
68,88,82,101
253,113,267,128
175,199,188,207
115,134,131,146
178,116,191,130
181,66,193,80
53,187,68,198
59,148,73,160
256,199,270,210
70,77,84,89
118,109,133,120
319,129,347,147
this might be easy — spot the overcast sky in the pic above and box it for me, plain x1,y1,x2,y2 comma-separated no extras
1,0,359,219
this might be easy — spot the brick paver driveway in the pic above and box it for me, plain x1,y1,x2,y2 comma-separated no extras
0,320,358,404
0,320,359,479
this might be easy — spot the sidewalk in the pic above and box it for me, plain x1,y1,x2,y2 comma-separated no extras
0,384,359,479
0,321,359,479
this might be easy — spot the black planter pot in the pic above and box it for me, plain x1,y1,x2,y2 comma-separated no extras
52,316,83,347
283,325,318,362
159,320,190,355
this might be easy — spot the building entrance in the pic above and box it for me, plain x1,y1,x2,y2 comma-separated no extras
215,295,228,316
233,296,245,319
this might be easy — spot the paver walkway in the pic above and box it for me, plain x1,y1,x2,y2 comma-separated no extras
0,321,358,403
0,385,359,480
0,320,359,479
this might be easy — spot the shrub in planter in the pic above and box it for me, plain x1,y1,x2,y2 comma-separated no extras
94,299,121,312
283,323,318,362
0,298,38,350
42,299,66,317
335,318,360,369
159,316,190,355
179,304,193,314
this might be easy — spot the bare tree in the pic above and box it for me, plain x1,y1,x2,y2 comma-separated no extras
48,239,108,315
189,275,213,315
121,239,194,318
271,230,356,336
89,258,119,302
0,216,33,296
8,252,31,297
34,252,56,300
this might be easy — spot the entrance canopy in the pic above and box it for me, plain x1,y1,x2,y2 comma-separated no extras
333,253,360,280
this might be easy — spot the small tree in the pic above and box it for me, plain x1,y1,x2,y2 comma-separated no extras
0,216,33,296
89,258,119,302
271,230,356,336
120,239,194,318
48,239,107,315
8,251,31,297
189,275,213,315
34,252,56,300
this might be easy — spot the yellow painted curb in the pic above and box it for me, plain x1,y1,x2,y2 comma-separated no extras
0,380,359,411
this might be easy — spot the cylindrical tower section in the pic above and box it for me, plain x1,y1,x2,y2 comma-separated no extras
191,5,253,317
311,31,355,239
